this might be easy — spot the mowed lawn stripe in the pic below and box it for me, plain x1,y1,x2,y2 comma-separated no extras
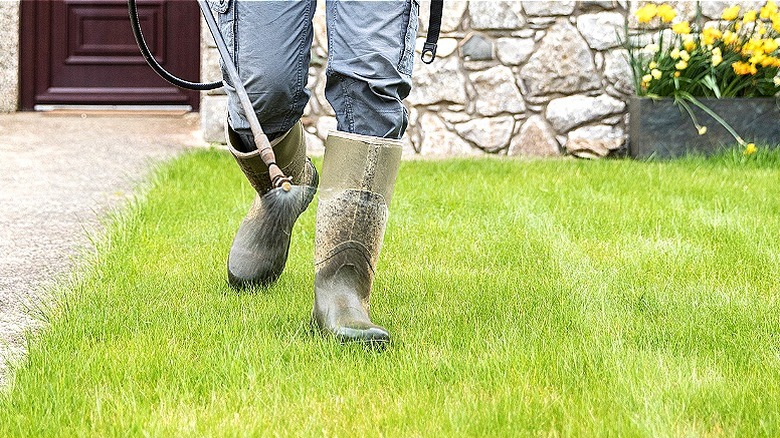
1,149,779,436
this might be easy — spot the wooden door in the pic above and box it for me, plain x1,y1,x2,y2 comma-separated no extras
20,0,201,110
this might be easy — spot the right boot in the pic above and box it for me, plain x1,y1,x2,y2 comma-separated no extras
312,131,403,346
226,121,319,288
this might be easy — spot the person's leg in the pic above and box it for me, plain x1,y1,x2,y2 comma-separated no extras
216,0,316,142
215,0,319,288
313,0,419,345
324,0,417,139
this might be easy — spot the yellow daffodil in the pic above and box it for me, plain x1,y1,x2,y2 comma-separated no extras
642,73,653,83
712,47,723,66
656,4,677,22
744,143,757,155
684,37,696,52
651,68,662,79
672,21,691,34
723,30,739,45
732,61,758,75
679,50,691,61
649,61,658,69
701,27,723,45
698,126,708,135
635,3,658,23
763,38,779,52
671,47,681,59
774,76,780,86
761,0,778,19
761,56,778,67
749,53,767,65
676,59,689,70
743,10,758,23
674,71,681,77
722,5,741,21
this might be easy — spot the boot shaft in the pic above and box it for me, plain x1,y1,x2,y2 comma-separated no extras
227,121,308,194
315,131,403,269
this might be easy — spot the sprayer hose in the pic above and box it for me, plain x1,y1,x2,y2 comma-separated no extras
128,0,223,91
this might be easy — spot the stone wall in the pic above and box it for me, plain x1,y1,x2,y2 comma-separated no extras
199,1,761,158
0,0,20,113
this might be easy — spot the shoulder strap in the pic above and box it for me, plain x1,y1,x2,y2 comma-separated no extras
421,0,443,64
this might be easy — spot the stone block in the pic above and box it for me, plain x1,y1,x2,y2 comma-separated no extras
409,56,468,106
469,1,525,30
546,94,626,132
577,12,625,50
495,38,536,65
519,21,600,98
469,66,526,116
522,1,576,16
459,33,494,61
567,124,626,158
200,95,228,144
508,115,562,157
453,116,515,152
418,113,482,156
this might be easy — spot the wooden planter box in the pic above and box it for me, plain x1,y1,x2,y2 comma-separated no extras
629,96,780,158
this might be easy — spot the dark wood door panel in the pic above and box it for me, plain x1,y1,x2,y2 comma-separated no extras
21,0,200,109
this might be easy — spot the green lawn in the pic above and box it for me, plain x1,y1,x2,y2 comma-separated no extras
2,149,780,436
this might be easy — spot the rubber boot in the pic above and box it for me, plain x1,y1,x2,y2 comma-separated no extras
312,131,402,346
226,121,319,288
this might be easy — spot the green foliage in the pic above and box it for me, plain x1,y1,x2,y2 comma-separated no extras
628,1,780,98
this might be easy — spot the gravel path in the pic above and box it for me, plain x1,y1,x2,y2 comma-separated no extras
0,112,203,386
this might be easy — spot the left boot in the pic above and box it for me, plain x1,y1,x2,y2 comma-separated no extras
312,131,403,346
226,121,319,288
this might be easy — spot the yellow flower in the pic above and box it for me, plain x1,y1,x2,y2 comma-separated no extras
676,59,689,70
749,53,766,65
642,73,653,83
732,61,758,75
679,50,691,61
683,37,696,52
671,47,681,59
643,43,660,54
761,56,778,67
761,0,778,19
657,4,677,22
674,71,681,77
763,38,779,53
743,10,758,23
712,47,723,66
744,143,757,155
723,30,739,45
649,61,658,69
722,5,741,21
672,21,691,34
698,126,708,135
774,76,780,86
635,3,658,23
651,68,662,79
701,27,723,46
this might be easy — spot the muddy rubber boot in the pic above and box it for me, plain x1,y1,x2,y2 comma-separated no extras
312,131,402,347
226,121,319,288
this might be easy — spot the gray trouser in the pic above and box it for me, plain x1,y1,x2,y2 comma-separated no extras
212,0,419,141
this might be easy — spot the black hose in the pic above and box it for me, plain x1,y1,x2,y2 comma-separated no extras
128,0,222,91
